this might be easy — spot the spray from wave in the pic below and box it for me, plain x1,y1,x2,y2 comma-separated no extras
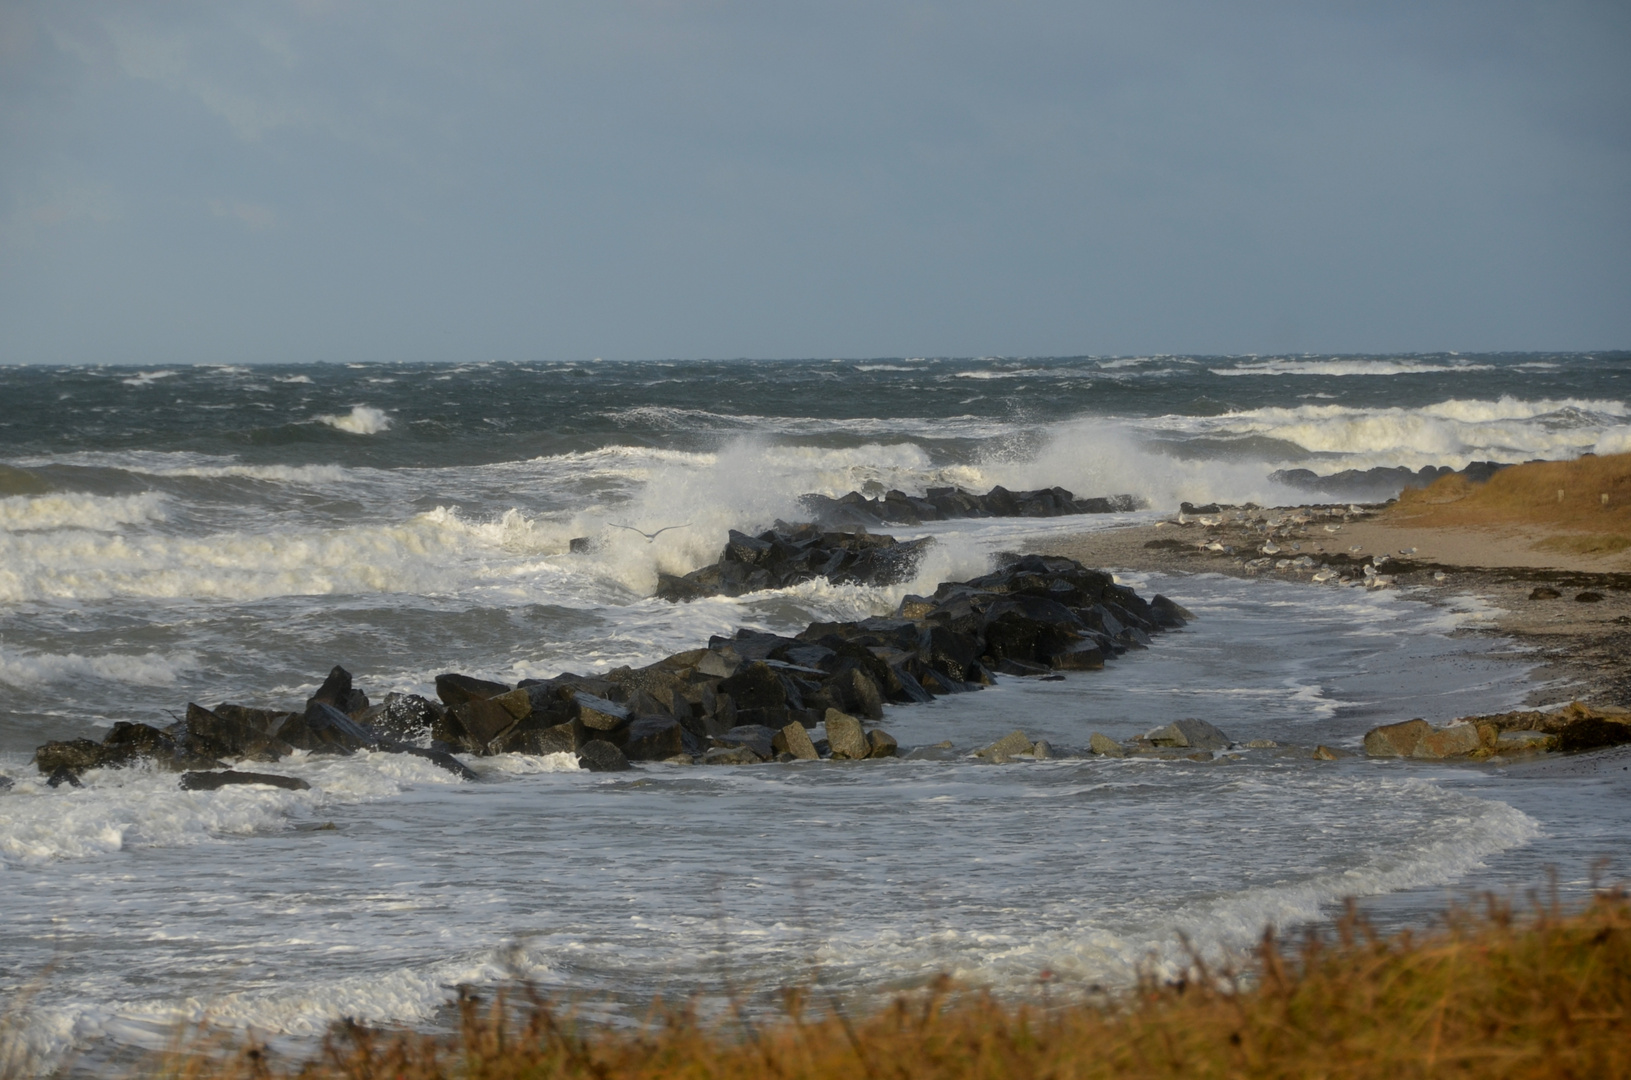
316,406,392,435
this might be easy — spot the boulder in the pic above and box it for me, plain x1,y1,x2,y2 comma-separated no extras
576,740,632,772
507,720,585,756
977,729,1035,762
772,722,819,760
371,693,444,742
1412,723,1482,759
623,715,689,761
1529,587,1562,600
100,721,179,766
46,767,82,788
181,703,293,761
572,693,631,735
307,665,367,715
180,770,311,792
866,729,899,759
34,738,107,776
277,702,378,755
1496,730,1556,754
456,687,532,747
824,710,870,760
715,724,777,761
1363,718,1432,758
1143,718,1230,751
434,672,513,708
1029,738,1051,761
1088,732,1127,758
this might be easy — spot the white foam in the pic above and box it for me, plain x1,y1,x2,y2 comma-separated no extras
119,370,178,386
0,647,197,689
315,406,392,435
0,491,168,533
1211,358,1495,377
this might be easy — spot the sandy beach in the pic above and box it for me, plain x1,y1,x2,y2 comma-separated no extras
1031,508,1631,715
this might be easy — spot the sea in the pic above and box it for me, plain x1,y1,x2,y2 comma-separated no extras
2,353,1629,1073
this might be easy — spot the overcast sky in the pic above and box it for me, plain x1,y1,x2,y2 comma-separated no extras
1,1,1627,363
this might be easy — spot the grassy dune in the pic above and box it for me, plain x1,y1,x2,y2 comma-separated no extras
121,890,1631,1080
1390,453,1631,554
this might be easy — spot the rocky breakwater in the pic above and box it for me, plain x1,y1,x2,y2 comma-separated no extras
1363,701,1631,761
28,554,1189,786
656,524,933,601
800,483,1141,529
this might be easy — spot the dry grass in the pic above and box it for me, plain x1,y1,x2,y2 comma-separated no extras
121,889,1631,1080
1389,454,1631,551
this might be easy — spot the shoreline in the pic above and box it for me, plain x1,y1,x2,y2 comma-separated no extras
1026,508,1631,715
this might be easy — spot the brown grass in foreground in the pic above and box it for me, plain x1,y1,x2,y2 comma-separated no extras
1389,453,1631,548
135,891,1630,1080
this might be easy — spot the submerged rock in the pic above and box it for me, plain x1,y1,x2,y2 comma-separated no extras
1142,718,1231,751
576,740,632,772
1088,732,1127,758
180,770,311,792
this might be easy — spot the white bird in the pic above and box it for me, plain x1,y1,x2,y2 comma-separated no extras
1433,571,1447,582
1349,545,1363,553
1261,541,1280,555
1312,569,1336,583
1324,524,1342,533
609,522,691,541
1399,547,1417,555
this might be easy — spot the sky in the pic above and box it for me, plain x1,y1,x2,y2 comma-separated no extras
1,1,1628,364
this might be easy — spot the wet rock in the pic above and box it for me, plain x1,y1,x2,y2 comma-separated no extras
702,745,762,765
773,722,819,760
1555,717,1631,753
434,672,513,708
372,693,444,742
181,703,293,762
1529,587,1562,600
507,720,586,756
456,687,533,748
1088,732,1127,758
715,724,777,761
1362,718,1432,758
1143,718,1231,751
866,729,899,758
307,665,368,715
1312,745,1342,761
34,739,108,776
100,721,179,765
0,775,12,793
995,657,1053,677
824,710,870,760
977,729,1035,762
1576,591,1605,603
46,766,82,788
622,715,689,761
180,770,311,792
576,739,632,772
1148,595,1192,628
1029,739,1051,761
902,740,959,761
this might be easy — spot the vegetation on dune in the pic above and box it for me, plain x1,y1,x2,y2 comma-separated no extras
76,889,1630,1080
1389,452,1631,547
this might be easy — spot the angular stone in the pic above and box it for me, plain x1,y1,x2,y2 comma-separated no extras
1049,646,1105,671
1363,718,1432,758
509,721,585,756
772,722,819,761
978,730,1035,760
372,693,443,742
180,770,311,792
434,672,513,708
1088,732,1126,758
1030,739,1051,760
824,710,870,760
576,740,632,772
34,739,106,775
182,703,292,761
457,689,531,748
695,651,738,679
276,702,379,755
572,692,631,733
866,729,898,758
1312,745,1341,761
716,724,777,760
623,715,687,761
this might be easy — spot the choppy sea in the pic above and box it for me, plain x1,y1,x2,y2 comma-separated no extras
2,353,1629,1073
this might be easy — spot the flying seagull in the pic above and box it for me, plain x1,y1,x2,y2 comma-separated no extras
609,522,691,541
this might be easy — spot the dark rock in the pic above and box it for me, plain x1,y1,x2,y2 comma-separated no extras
307,665,369,716
715,724,777,761
277,702,379,755
1555,717,1631,753
568,536,598,554
434,672,513,708
372,693,444,742
396,745,480,781
1149,595,1192,628
576,740,632,772
1529,587,1562,600
1270,461,1510,501
100,721,178,765
181,703,293,761
507,720,586,756
623,715,688,761
572,692,631,735
34,739,107,775
46,766,82,788
180,770,311,792
1576,591,1605,603
455,687,532,748
995,657,1053,677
